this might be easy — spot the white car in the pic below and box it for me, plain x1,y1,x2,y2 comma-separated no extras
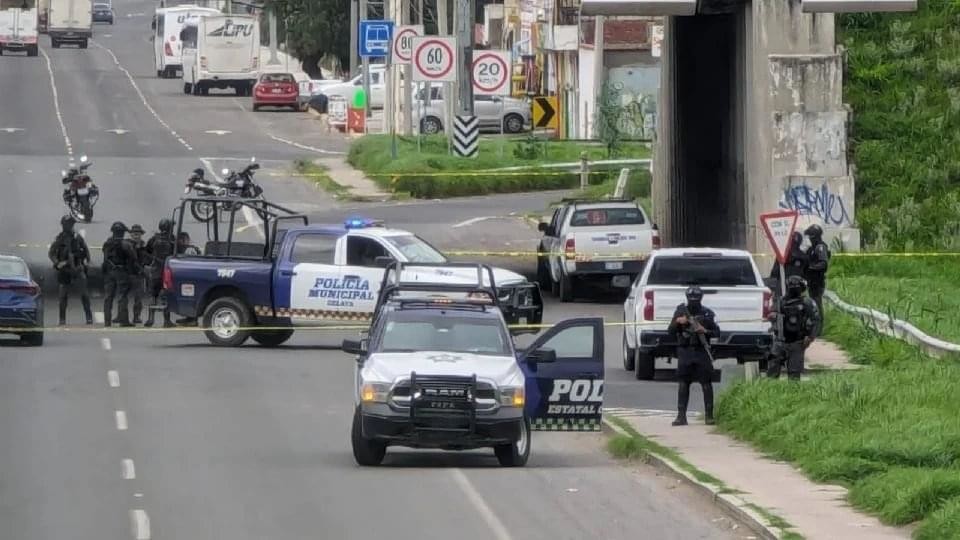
622,247,774,380
320,65,386,108
412,85,530,134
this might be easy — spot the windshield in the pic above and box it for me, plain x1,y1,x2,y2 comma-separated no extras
383,234,447,263
646,256,758,287
570,207,645,226
0,258,28,280
379,314,511,355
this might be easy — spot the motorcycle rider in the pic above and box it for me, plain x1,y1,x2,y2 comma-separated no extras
144,219,177,328
102,222,138,327
47,215,94,325
667,286,720,426
767,275,821,381
803,224,831,333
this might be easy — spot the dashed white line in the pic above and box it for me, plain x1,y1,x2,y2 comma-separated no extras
122,458,136,479
101,337,112,351
130,509,150,539
268,134,347,155
115,410,128,431
451,469,513,540
94,311,105,324
39,48,73,157
453,216,497,229
91,40,193,151
108,370,120,387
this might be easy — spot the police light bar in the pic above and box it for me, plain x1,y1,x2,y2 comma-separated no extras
344,217,385,229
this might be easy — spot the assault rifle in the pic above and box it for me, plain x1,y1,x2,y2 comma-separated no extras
681,305,716,364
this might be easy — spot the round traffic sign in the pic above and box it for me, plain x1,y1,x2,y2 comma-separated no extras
414,38,455,80
394,27,418,62
471,52,509,94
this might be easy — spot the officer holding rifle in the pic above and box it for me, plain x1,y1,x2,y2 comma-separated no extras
668,286,720,426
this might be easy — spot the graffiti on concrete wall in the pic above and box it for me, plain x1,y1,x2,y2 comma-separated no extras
616,91,657,140
779,181,852,226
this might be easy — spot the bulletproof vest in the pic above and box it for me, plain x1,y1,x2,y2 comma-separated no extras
785,249,806,278
807,242,831,274
781,296,811,338
150,234,175,261
103,238,132,269
678,306,710,348
55,233,79,262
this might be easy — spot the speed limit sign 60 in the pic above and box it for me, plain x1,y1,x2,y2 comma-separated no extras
472,50,510,95
412,36,457,82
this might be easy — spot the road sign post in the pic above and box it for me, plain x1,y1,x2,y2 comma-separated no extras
472,50,510,158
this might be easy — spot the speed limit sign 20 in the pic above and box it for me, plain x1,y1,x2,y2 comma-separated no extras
472,50,510,95
412,36,457,82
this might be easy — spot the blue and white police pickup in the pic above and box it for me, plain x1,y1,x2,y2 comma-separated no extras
343,262,604,467
163,218,544,346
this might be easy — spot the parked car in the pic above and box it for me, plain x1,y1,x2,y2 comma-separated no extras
92,2,114,24
252,72,299,111
0,255,43,346
412,86,530,134
319,64,386,108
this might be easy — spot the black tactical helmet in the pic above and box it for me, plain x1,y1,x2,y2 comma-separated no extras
786,275,807,294
110,221,127,235
804,224,823,239
192,168,205,178
60,215,76,227
158,218,173,232
685,285,704,302
129,224,145,234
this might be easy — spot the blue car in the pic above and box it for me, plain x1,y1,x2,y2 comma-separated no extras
0,255,44,346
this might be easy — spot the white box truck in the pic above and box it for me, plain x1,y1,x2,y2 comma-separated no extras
153,5,220,78
0,0,39,56
181,14,259,96
47,0,91,48
37,0,47,32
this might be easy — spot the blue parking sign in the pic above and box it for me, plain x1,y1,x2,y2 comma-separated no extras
359,20,394,57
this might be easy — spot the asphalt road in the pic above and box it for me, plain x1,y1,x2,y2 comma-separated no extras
0,2,740,538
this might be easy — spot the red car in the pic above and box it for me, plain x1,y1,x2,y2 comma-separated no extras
252,73,299,111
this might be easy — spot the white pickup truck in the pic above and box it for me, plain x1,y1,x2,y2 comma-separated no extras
621,248,774,380
537,198,660,302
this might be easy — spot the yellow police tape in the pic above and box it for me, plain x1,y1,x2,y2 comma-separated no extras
270,171,610,178
0,318,770,334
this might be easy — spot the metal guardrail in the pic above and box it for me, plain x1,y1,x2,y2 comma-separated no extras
484,158,653,173
824,290,960,358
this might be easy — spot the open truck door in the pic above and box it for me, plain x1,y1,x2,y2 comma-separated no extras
518,317,604,431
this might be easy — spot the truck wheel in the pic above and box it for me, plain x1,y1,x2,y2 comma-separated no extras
79,39,88,49
351,407,386,466
622,331,636,371
494,416,531,467
192,82,201,96
20,331,44,347
558,273,574,302
201,297,252,347
635,351,655,380
27,45,38,57
251,329,294,347
51,38,59,48
536,251,551,291
183,82,192,94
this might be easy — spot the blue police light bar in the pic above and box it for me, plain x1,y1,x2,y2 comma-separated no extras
801,0,916,12
344,217,385,229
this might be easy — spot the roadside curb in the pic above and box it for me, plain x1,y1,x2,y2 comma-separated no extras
601,415,789,540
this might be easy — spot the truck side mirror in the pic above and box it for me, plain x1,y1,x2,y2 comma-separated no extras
374,256,395,268
537,222,547,232
525,347,556,364
342,339,366,355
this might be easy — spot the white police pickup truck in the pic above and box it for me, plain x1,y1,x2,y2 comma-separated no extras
163,211,543,346
343,262,604,467
622,248,774,380
537,198,660,302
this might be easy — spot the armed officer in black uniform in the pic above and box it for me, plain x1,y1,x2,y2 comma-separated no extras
667,286,721,426
767,275,821,381
120,224,148,325
803,224,831,334
102,221,138,327
144,218,176,328
769,231,807,300
48,215,94,325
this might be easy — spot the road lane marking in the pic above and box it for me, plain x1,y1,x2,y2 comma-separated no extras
453,216,496,228
122,459,136,479
39,48,73,157
91,41,194,151
451,469,513,540
115,410,128,431
198,158,265,239
94,311,105,324
101,337,112,350
267,134,347,155
130,509,150,539
108,370,120,387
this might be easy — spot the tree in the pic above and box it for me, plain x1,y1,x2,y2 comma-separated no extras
266,0,351,78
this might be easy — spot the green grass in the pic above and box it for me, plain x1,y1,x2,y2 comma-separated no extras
346,134,652,198
716,304,960,535
839,7,960,249
828,256,960,343
292,159,366,201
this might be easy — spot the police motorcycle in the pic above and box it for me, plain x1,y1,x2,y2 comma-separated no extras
185,157,265,223
61,155,100,223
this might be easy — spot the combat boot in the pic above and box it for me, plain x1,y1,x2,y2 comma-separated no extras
672,410,688,426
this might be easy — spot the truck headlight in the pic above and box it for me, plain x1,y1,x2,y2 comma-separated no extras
360,382,391,403
499,386,525,407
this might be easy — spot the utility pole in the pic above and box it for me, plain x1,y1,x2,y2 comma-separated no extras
437,0,451,144
361,0,371,119
454,0,473,116
267,7,279,65
350,0,359,76
385,0,395,134
401,0,412,135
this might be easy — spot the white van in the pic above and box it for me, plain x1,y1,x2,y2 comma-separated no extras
0,0,39,56
153,5,220,78
180,13,259,96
